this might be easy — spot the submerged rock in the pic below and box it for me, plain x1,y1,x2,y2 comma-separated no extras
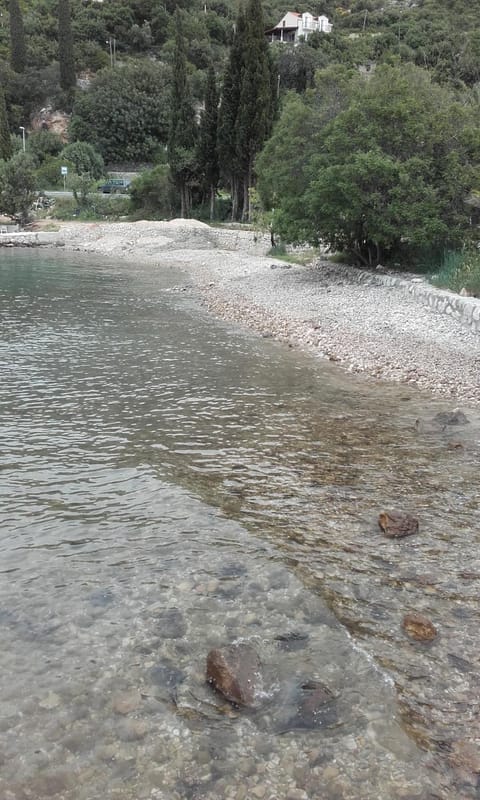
149,659,186,702
402,612,437,642
433,410,469,427
275,631,309,652
206,643,261,707
89,588,114,607
112,690,142,715
154,607,186,639
378,511,419,539
281,680,337,732
415,409,470,434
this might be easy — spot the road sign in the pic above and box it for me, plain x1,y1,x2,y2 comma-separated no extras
60,166,68,176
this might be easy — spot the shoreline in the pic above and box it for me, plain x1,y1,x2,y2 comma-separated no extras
31,219,480,406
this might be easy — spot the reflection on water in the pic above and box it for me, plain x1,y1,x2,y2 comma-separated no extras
0,250,479,799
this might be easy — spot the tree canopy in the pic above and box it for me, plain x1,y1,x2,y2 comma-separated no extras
69,61,171,163
257,63,480,264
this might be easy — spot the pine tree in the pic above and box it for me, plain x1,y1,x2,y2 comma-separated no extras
58,0,76,93
168,9,198,218
9,0,26,74
197,65,219,220
0,88,12,162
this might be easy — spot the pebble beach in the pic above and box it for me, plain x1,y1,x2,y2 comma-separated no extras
37,218,480,406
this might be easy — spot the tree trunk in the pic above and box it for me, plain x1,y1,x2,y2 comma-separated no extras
231,176,240,221
242,177,249,222
209,185,215,221
180,183,186,218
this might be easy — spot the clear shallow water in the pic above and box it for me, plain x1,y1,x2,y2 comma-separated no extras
0,250,479,800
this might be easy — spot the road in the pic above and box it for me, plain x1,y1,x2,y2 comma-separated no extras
44,190,128,199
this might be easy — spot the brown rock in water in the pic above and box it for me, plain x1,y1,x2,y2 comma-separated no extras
402,612,437,641
378,511,419,538
447,439,464,450
206,643,260,707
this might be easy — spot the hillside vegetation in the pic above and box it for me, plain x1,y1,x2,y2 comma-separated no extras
0,0,479,271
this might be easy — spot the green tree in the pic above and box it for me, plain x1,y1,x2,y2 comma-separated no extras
60,141,104,178
58,0,76,93
70,61,171,163
0,152,36,224
68,173,95,207
9,0,27,74
197,65,219,220
167,10,198,217
27,130,63,164
218,0,275,221
236,0,275,219
129,164,172,217
217,8,245,220
257,64,480,265
0,88,12,162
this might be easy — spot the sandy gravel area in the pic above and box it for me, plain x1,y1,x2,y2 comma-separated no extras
42,218,480,406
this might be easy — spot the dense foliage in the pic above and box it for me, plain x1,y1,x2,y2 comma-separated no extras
257,63,480,264
168,10,198,217
58,0,76,93
69,61,171,163
218,0,276,220
8,0,26,73
0,0,478,263
0,151,36,222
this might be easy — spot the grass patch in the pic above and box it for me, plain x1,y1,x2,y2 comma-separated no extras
430,248,480,297
268,243,320,266
267,242,287,257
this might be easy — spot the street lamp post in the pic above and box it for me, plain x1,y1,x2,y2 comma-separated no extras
19,126,25,152
106,37,117,67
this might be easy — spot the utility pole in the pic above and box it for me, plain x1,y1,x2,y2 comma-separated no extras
19,125,25,152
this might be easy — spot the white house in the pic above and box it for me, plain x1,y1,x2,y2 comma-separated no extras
265,11,332,44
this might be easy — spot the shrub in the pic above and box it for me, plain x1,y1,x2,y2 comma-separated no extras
52,194,131,220
430,249,480,297
60,141,105,178
35,155,69,189
27,130,63,164
129,165,172,217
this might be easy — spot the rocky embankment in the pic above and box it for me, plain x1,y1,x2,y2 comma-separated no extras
39,218,480,406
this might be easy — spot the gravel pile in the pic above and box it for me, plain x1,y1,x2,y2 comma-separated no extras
47,219,480,406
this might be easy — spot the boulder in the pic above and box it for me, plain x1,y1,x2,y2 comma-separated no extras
378,511,419,538
206,643,260,707
402,612,437,642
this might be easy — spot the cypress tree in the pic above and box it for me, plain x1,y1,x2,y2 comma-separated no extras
9,0,26,74
219,0,275,221
236,0,275,220
197,65,219,220
58,0,76,92
168,10,197,218
0,88,12,162
218,10,246,219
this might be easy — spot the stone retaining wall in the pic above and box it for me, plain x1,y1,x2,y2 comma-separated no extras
327,263,480,336
0,232,40,247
